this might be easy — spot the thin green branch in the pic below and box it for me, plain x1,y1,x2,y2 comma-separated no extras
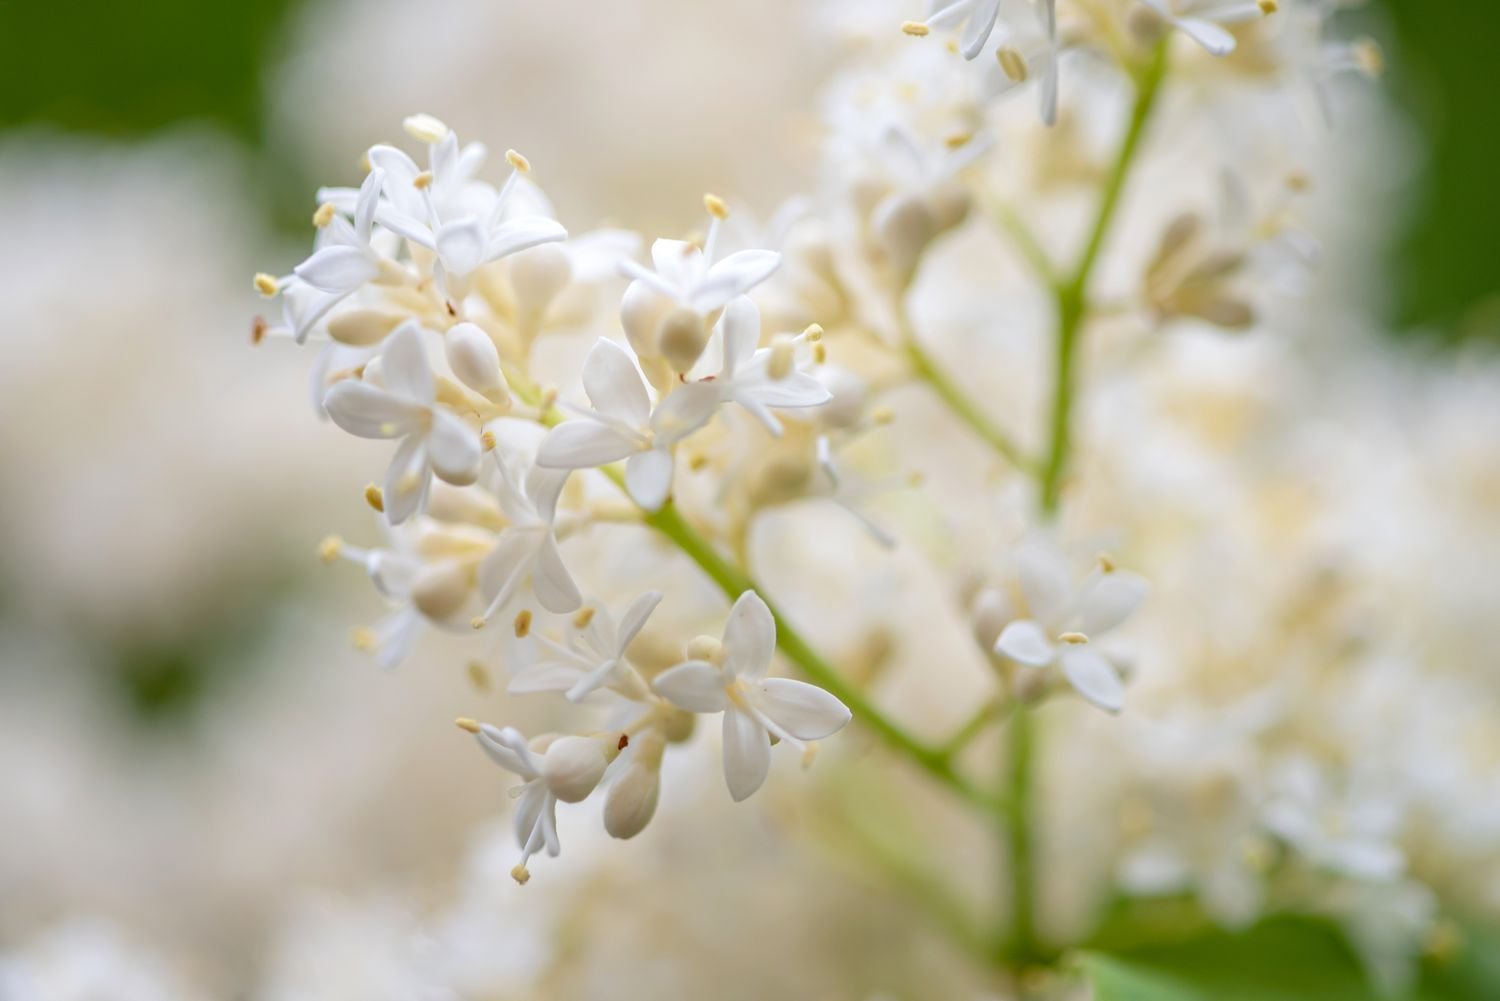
938,696,1014,762
991,200,1060,286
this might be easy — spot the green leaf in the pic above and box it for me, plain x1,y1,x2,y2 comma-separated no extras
1082,916,1500,1001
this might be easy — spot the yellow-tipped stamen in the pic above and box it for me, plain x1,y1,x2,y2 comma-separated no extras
352,627,378,652
481,429,498,452
469,615,486,631
1058,631,1089,645
687,452,710,473
813,343,827,364
1098,553,1117,573
506,149,531,173
467,661,492,692
364,484,386,513
455,716,482,734
573,606,596,629
872,406,895,426
318,535,343,563
997,46,1029,83
402,113,449,144
803,323,824,342
945,131,974,150
312,202,336,228
1257,0,1277,13
514,609,533,638
510,863,531,886
1353,38,1384,76
413,170,434,190
253,273,279,297
901,20,930,37
1285,170,1311,193
250,315,269,346
703,193,729,220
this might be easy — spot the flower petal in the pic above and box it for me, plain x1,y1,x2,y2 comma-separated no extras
625,449,675,512
533,533,582,613
650,238,699,288
690,249,780,313
477,724,540,779
751,678,851,741
722,708,771,802
719,296,761,377
582,338,651,426
995,619,1056,666
380,324,435,404
614,590,663,654
1175,16,1237,56
649,382,719,444
383,434,431,524
1075,571,1148,637
354,166,384,243
959,0,1001,59
323,380,425,438
652,660,730,713
508,660,585,695
723,590,776,681
427,407,481,482
536,419,639,469
1059,644,1125,713
740,371,831,409
486,215,568,262
436,217,487,279
294,245,379,294
1015,541,1072,626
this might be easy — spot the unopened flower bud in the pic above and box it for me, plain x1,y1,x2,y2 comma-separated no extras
509,244,573,325
412,561,471,621
402,113,449,144
815,367,869,429
620,281,674,360
660,706,697,744
658,307,709,372
686,634,724,665
872,193,938,283
971,587,1014,650
445,323,510,404
541,735,622,803
604,733,664,839
327,307,409,347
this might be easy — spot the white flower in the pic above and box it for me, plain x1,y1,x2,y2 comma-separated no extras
652,591,852,802
619,215,781,318
293,167,388,299
509,591,662,703
992,542,1148,712
332,536,426,670
323,324,483,523
921,0,1003,61
472,453,582,618
470,724,561,875
536,338,720,511
708,297,831,436
983,0,1061,126
1261,757,1406,882
1138,0,1273,57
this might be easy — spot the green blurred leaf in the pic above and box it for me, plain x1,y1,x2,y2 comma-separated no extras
1082,916,1500,1001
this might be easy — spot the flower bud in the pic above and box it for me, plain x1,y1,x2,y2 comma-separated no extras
541,734,622,803
971,587,1015,650
327,307,409,347
660,707,697,744
620,280,674,360
445,323,510,405
658,307,709,372
412,560,471,621
872,192,938,285
815,367,869,429
604,733,664,839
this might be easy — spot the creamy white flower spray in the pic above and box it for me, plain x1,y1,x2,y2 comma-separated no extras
249,0,1399,992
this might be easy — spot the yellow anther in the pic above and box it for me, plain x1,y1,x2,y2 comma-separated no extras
703,193,729,220
413,170,434,190
945,39,960,54
466,661,492,692
686,634,724,665
688,452,710,472
997,46,1029,82
359,151,372,173
403,113,450,144
573,606,596,629
514,608,533,638
312,202,337,228
363,484,385,513
506,149,532,173
510,863,531,886
871,406,895,426
1353,38,1384,76
1285,170,1311,193
352,627,378,652
454,716,482,733
945,131,974,150
1058,631,1089,645
1097,553,1117,573
318,535,343,563
803,323,824,342
469,615,486,630
397,471,421,492
813,343,827,364
253,273,279,297
481,429,497,452
901,20,930,36
250,315,269,346
1257,0,1277,13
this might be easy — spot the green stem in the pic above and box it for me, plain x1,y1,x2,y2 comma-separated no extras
1005,41,1170,970
605,467,1010,822
902,319,1034,473
938,696,1013,761
1038,41,1169,514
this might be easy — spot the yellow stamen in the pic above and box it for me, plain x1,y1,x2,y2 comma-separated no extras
352,627,378,652
318,535,343,563
403,113,450,144
454,716,481,733
1353,38,1384,76
945,131,974,150
506,149,532,173
510,863,531,886
312,202,336,228
364,484,385,513
703,193,729,220
1097,553,1117,573
1058,631,1089,644
250,315,269,346
481,429,497,452
466,661,492,692
573,606,596,629
514,609,533,638
253,273,279,297
413,170,434,190
803,323,824,342
901,20,930,36
997,46,1029,83
1257,0,1277,13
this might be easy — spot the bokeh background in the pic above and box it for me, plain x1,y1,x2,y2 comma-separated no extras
0,0,1495,997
